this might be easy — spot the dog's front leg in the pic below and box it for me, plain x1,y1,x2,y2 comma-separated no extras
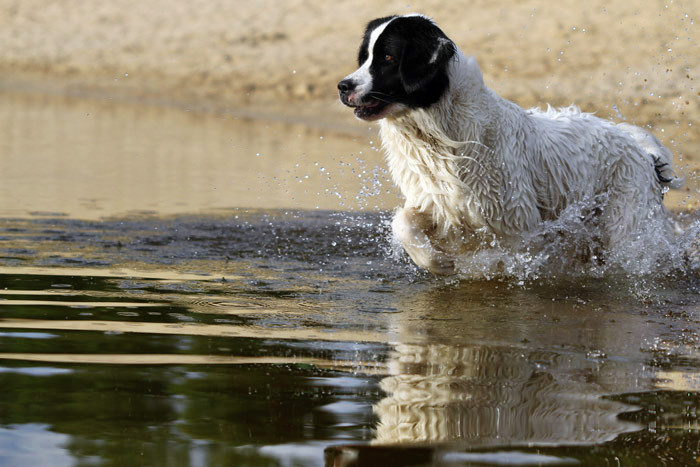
391,207,455,275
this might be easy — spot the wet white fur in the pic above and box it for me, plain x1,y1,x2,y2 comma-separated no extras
370,21,681,274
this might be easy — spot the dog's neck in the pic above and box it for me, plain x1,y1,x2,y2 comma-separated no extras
379,49,513,240
388,51,498,139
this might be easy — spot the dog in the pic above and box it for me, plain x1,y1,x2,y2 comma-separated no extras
338,14,682,275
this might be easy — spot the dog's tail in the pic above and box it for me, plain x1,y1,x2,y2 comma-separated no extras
616,122,684,189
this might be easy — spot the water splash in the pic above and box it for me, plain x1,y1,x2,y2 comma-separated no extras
384,195,700,283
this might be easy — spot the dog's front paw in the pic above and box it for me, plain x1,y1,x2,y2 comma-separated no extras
423,252,456,276
392,207,457,275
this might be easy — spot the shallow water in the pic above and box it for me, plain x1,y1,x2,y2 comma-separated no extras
1,93,700,466
0,92,398,218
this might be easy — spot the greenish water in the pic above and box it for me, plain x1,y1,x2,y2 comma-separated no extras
1,212,699,466
1,92,700,466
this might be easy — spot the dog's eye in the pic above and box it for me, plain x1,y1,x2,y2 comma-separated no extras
385,55,393,62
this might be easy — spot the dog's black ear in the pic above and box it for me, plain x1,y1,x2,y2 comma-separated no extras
399,27,455,94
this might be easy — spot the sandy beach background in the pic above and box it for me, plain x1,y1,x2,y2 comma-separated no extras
1,0,698,207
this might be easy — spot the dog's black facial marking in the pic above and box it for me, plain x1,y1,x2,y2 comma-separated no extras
368,16,455,110
394,19,455,95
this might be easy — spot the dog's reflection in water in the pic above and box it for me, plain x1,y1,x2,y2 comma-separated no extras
374,343,638,446
325,340,643,467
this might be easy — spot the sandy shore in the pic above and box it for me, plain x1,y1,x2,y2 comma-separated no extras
1,0,698,203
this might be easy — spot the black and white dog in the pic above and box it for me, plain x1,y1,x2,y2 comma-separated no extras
338,14,682,275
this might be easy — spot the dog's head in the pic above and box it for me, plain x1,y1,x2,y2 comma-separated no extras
338,15,456,121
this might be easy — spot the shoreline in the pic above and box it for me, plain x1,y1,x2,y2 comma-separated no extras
0,81,696,219
0,72,365,136
2,65,695,148
2,67,697,212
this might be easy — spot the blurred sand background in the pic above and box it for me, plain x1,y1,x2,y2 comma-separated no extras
0,0,698,206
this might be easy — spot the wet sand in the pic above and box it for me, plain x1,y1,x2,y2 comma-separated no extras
0,0,698,211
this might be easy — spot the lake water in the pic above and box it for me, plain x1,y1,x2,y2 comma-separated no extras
1,91,700,466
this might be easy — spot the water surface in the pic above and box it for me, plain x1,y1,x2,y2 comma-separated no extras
1,93,699,466
0,92,398,218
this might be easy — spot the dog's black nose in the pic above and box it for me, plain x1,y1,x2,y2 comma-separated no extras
337,79,354,93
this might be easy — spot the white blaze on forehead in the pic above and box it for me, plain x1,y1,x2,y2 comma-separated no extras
343,17,397,95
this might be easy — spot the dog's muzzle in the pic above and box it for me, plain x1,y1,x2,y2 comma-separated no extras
338,78,392,121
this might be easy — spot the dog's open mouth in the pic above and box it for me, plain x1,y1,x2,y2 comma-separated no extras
353,99,391,121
